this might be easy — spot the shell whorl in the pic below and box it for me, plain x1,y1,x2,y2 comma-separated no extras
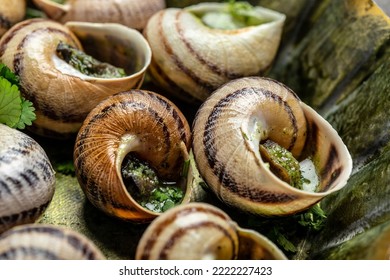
135,202,287,260
0,224,105,260
74,90,191,222
192,77,352,216
143,3,286,103
0,19,151,137
0,124,56,234
33,0,166,30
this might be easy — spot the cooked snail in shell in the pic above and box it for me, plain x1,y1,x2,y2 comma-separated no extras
0,124,55,234
136,202,287,260
192,77,353,216
0,19,151,137
74,90,196,223
144,2,286,103
0,0,26,37
33,0,166,30
0,224,105,259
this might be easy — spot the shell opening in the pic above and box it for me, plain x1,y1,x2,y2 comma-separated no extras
116,135,189,214
121,152,185,213
187,2,281,30
55,41,127,78
65,22,152,80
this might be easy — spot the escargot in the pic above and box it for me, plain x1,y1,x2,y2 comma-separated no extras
0,0,26,37
143,2,285,103
0,19,151,137
0,224,105,259
192,77,353,216
136,202,287,260
0,124,56,234
74,90,194,223
33,0,165,30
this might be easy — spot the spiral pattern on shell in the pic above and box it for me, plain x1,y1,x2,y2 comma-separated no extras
33,0,166,30
192,77,353,216
74,90,192,222
136,202,287,260
0,18,151,137
0,224,105,260
0,124,55,234
143,3,286,103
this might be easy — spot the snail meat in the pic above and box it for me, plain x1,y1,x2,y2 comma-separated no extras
136,202,287,260
0,19,151,137
56,41,126,78
144,1,286,103
0,124,55,234
192,77,353,216
74,89,194,222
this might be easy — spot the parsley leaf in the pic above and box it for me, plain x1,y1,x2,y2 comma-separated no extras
0,64,36,129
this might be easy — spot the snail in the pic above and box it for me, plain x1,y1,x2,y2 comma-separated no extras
136,202,287,260
0,18,151,137
0,224,105,259
32,0,166,30
0,0,26,37
192,77,353,216
0,124,56,234
143,2,286,103
73,89,197,223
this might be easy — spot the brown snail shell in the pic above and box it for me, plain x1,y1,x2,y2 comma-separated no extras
192,77,353,216
143,2,285,103
0,19,151,137
74,90,193,223
0,224,105,259
135,202,287,260
0,124,55,234
33,0,166,30
0,0,26,36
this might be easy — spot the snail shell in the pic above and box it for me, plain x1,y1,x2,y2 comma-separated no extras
136,202,287,260
74,90,192,223
0,19,151,137
0,0,26,36
192,77,353,216
0,224,105,259
33,0,166,30
143,2,285,103
0,124,55,234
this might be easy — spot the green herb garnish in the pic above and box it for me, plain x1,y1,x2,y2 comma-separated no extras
121,153,184,213
0,64,36,129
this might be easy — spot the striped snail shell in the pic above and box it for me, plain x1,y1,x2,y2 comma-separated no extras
74,90,193,223
136,202,287,260
0,19,151,137
0,0,26,36
33,0,165,30
192,77,353,216
143,2,285,103
0,224,105,260
0,124,55,234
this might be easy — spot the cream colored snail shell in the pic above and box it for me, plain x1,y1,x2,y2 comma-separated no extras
0,0,26,36
136,202,287,260
0,19,151,137
0,124,55,234
33,0,165,30
74,90,193,223
143,2,285,103
0,224,105,260
192,77,353,216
